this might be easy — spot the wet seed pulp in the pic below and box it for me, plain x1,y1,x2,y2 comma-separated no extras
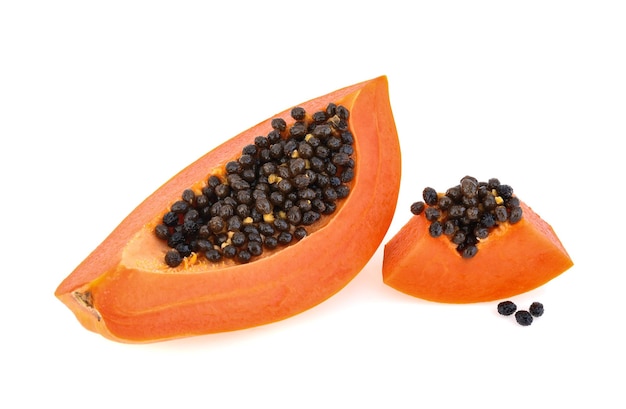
410,176,524,258
155,104,355,267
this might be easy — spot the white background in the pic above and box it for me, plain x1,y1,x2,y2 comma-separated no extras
2,1,625,408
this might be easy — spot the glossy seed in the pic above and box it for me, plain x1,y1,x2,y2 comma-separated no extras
480,212,496,228
340,168,354,183
155,224,170,240
294,226,307,240
164,249,183,267
474,226,489,240
264,236,278,249
247,241,263,256
290,107,306,120
497,300,517,316
336,105,350,120
237,250,252,263
182,220,199,237
437,195,453,210
225,161,241,174
423,188,438,205
451,230,466,245
448,205,466,219
302,211,320,225
488,178,501,189
529,302,544,317
446,186,462,201
297,141,314,159
410,201,425,215
171,200,189,214
496,184,514,200
205,248,222,262
184,209,200,222
242,143,258,155
429,221,443,237
277,231,293,245
175,243,192,257
312,111,327,123
271,118,287,132
341,131,354,145
238,154,255,168
515,310,533,326
507,196,520,208
182,189,195,204
222,244,237,258
424,207,441,222
274,217,290,232
460,176,478,198
509,206,523,224
325,103,337,116
466,207,479,220
312,123,332,139
460,244,478,258
290,122,308,138
443,220,456,235
286,207,302,225
167,231,185,248
495,205,508,222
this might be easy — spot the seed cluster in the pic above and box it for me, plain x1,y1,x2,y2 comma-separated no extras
497,300,544,326
155,103,355,267
410,176,524,258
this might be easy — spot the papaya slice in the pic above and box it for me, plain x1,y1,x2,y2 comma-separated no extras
55,76,401,343
383,178,573,303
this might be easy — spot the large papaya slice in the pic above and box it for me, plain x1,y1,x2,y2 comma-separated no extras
383,177,573,303
56,76,401,343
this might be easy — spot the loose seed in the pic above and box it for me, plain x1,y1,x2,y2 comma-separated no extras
497,301,517,316
529,302,544,317
515,310,533,326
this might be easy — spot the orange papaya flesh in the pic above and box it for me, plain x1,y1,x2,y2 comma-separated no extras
55,76,401,343
383,200,573,303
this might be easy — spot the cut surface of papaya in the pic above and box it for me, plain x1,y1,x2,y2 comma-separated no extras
55,76,401,343
383,180,573,304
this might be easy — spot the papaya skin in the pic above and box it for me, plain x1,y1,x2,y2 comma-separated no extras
55,76,401,343
382,201,573,303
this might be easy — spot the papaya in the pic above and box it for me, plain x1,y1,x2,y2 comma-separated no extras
382,177,573,303
55,76,401,343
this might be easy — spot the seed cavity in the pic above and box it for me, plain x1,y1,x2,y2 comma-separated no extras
155,103,354,266
73,291,102,322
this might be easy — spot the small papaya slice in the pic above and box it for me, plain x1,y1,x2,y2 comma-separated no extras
383,177,573,303
55,76,401,343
